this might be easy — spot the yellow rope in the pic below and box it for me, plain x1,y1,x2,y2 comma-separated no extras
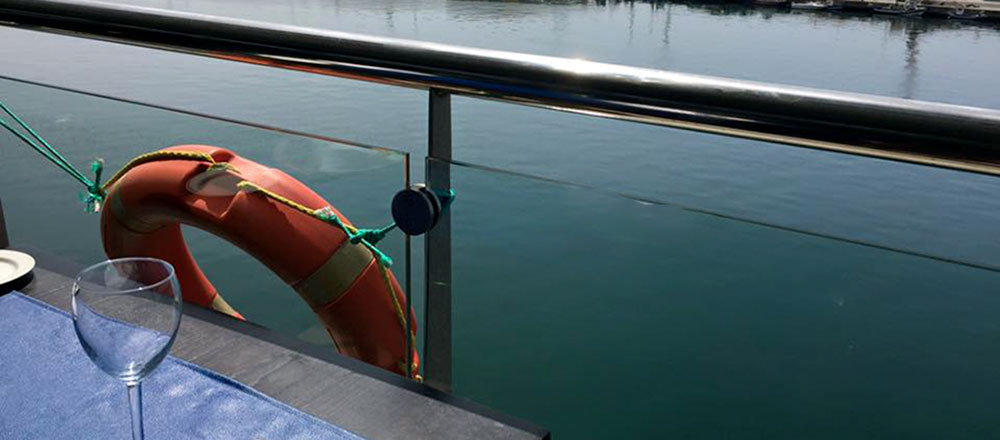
100,150,219,194
236,181,359,234
378,262,419,377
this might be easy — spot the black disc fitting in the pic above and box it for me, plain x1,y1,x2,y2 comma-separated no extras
391,184,453,236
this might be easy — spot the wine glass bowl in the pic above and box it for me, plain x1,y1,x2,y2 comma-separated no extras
72,257,183,439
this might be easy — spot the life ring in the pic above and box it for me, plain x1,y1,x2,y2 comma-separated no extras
99,145,418,377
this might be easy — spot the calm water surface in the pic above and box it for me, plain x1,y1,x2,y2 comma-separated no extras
2,1,1000,438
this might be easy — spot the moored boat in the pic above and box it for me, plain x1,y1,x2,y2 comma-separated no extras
873,4,926,16
838,1,876,11
791,1,830,10
922,4,951,17
948,6,986,19
753,0,792,7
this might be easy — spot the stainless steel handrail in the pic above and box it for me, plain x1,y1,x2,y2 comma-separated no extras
2,0,1000,175
4,0,1000,391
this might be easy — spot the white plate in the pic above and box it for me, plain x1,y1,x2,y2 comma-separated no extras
0,250,35,286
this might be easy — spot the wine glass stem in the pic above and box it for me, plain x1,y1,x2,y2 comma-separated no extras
127,382,144,440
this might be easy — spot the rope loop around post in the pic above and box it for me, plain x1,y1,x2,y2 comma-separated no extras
81,158,105,213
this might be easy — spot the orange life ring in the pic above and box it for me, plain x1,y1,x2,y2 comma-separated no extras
99,145,418,377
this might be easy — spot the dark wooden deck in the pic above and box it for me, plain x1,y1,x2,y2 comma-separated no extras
2,252,549,440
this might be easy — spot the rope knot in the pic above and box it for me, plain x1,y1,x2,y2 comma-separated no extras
80,158,105,213
349,224,397,246
314,207,395,267
314,206,345,227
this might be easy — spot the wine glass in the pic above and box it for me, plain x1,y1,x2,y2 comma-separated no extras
72,258,183,440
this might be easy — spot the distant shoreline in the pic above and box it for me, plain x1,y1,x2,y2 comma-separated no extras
631,0,1000,23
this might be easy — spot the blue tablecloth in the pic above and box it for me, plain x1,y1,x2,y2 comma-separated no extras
0,292,363,440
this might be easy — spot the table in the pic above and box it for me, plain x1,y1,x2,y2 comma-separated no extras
7,259,549,440
0,291,365,439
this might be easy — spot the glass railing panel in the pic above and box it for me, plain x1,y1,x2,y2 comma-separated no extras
442,157,1000,439
1,26,429,153
0,77,411,353
453,96,1000,271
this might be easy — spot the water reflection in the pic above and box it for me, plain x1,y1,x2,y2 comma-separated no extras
457,0,996,27
662,1,673,44
447,0,1000,103
892,20,924,97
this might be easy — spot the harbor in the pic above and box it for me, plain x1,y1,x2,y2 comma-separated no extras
680,0,1000,20
1,0,999,438
786,0,1000,19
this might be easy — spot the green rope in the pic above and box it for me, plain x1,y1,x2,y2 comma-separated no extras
0,99,452,246
0,101,91,185
345,189,454,263
79,159,106,213
0,100,105,212
349,223,398,246
314,207,395,267
436,189,456,211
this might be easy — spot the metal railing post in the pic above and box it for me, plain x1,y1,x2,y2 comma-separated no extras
424,88,452,391
0,197,8,249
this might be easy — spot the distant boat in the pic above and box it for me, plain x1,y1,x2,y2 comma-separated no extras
839,2,874,11
753,0,792,7
922,4,951,17
873,4,926,16
948,7,986,19
791,1,830,9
